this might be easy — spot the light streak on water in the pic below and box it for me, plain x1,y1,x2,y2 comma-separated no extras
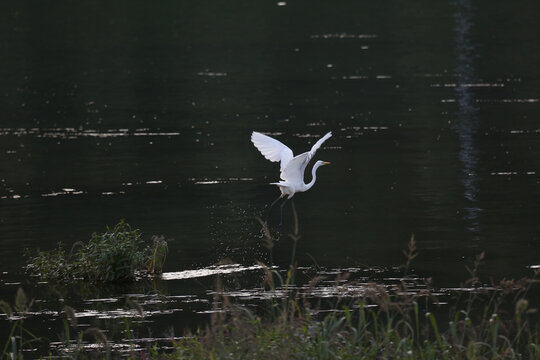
0,128,181,139
161,264,263,280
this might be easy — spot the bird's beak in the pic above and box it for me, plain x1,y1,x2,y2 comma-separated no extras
323,161,331,165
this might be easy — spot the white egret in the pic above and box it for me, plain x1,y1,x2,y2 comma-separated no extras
251,131,332,227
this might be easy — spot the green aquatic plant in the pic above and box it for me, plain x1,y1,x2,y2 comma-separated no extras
146,235,168,274
26,221,168,282
25,242,74,282
0,288,41,360
76,221,146,281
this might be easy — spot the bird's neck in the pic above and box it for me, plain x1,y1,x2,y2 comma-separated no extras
303,163,322,191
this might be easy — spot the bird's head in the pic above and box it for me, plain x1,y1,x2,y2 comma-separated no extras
316,160,331,167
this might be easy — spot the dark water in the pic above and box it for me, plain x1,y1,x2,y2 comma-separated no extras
1,0,540,354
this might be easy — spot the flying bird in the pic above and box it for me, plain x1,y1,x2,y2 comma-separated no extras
251,131,332,228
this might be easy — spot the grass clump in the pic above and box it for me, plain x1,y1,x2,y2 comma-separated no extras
156,232,540,360
164,296,540,360
159,269,540,360
0,288,42,359
26,220,167,282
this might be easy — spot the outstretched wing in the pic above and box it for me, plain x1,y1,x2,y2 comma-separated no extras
280,132,332,182
309,132,332,157
251,132,294,171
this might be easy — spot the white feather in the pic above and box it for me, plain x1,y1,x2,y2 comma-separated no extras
251,132,294,171
252,131,332,186
280,132,332,183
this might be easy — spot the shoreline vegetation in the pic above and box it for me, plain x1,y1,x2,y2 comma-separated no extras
25,220,168,282
1,221,539,359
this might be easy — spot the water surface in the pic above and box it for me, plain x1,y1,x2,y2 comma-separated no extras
1,0,540,354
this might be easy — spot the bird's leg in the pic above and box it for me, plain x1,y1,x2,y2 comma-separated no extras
278,197,289,235
265,194,284,224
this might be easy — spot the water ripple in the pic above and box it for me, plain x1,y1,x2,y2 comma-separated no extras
310,33,377,39
0,128,180,139
190,177,254,185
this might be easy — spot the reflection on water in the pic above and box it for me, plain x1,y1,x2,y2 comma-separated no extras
191,177,254,185
453,0,481,238
160,264,263,280
490,171,536,176
0,127,181,138
310,33,378,39
41,188,85,197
